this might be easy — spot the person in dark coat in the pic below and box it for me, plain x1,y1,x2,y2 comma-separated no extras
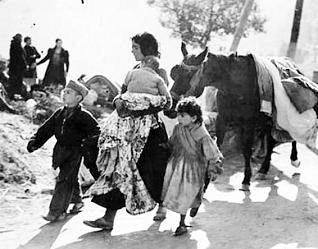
37,38,69,88
23,36,41,85
0,61,16,113
83,32,170,230
0,60,10,95
27,80,100,222
7,33,28,100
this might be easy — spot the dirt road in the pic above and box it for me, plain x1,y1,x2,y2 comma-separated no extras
1,140,318,249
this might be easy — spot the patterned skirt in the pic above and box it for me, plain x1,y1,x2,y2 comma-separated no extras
89,111,157,215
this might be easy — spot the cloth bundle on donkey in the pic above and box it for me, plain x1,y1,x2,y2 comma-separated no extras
253,55,318,151
271,57,318,113
89,92,167,215
282,77,318,113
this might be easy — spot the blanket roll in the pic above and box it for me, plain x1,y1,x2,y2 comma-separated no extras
282,77,318,113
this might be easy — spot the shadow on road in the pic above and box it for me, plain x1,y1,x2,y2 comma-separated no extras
12,144,318,249
17,218,70,249
55,223,197,249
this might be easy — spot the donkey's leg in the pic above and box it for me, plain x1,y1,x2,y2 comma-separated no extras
257,131,275,179
290,141,301,167
216,115,226,147
240,121,255,189
203,115,226,192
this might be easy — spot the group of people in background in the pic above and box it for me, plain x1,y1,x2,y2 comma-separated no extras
24,32,224,237
6,33,69,100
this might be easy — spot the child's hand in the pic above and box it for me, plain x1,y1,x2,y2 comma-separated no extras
207,160,223,181
209,172,218,182
213,161,224,175
27,141,37,153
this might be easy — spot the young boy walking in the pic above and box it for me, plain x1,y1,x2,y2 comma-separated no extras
27,80,100,222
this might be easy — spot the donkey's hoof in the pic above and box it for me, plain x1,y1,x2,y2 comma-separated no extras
291,159,301,168
255,173,267,180
239,184,250,192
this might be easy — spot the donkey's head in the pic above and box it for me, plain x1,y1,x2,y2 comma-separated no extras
164,42,208,118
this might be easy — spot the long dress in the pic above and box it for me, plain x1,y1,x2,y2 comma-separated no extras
162,123,223,214
37,47,69,87
89,93,168,215
8,38,27,99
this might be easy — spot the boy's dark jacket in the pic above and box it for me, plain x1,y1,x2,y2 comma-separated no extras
27,105,100,170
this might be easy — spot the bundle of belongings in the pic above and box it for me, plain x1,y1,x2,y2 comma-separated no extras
89,92,168,214
252,54,318,153
272,58,318,113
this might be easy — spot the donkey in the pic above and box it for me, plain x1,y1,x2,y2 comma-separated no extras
165,43,300,190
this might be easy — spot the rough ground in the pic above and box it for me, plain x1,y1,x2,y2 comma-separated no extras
1,112,318,249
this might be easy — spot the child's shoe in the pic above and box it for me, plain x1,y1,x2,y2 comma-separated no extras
174,225,188,236
69,202,84,214
153,205,167,221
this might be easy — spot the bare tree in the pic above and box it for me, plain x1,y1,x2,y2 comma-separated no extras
287,0,304,59
148,0,266,48
230,0,255,52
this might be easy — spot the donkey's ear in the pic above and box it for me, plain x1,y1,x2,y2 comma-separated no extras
196,47,208,63
181,42,188,57
229,52,237,61
207,52,213,58
229,52,237,57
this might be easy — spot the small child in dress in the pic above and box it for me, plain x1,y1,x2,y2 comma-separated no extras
161,97,223,236
27,80,100,222
117,55,172,112
98,55,171,151
123,55,170,96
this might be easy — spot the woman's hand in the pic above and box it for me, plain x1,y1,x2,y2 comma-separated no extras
114,98,125,112
114,98,130,117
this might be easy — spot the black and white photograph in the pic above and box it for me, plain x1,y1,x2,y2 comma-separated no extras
0,0,318,248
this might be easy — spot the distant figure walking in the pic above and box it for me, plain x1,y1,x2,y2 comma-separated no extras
7,33,28,100
23,36,41,86
37,38,69,90
0,60,15,113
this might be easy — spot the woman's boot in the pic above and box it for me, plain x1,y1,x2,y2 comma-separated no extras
103,208,117,228
83,208,117,230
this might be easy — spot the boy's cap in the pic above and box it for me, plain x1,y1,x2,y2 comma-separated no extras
65,80,88,98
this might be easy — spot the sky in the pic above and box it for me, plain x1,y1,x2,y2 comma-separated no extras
0,0,299,85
